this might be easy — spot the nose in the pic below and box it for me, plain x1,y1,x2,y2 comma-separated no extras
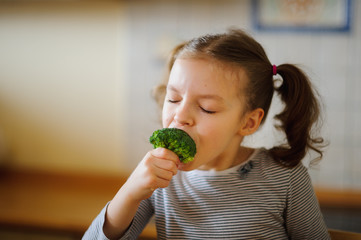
174,102,194,126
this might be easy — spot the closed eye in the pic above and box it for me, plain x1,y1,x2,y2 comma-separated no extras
167,99,179,103
200,107,216,114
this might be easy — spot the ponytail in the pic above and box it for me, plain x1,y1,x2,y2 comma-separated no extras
270,64,325,167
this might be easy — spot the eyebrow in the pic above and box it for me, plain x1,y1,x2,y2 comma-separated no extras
167,85,225,102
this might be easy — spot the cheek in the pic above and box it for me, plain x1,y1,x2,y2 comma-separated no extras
197,123,223,147
198,118,239,148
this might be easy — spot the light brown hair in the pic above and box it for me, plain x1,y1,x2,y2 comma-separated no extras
153,29,325,168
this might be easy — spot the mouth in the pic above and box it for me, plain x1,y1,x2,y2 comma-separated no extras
169,126,194,140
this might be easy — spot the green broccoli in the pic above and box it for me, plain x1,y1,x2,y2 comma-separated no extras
149,128,197,163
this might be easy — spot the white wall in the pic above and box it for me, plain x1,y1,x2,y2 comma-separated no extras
0,1,129,175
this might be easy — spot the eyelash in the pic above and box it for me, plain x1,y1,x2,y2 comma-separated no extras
200,107,216,114
167,99,216,114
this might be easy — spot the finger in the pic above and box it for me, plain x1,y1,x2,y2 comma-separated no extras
154,176,173,189
143,150,178,170
140,159,174,185
145,173,172,191
153,166,175,182
151,148,180,165
153,158,178,176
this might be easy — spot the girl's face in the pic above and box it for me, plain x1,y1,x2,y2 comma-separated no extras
162,58,249,171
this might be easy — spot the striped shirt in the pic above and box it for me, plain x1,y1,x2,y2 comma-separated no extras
83,148,330,239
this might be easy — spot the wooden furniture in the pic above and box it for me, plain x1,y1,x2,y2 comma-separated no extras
0,169,156,239
315,187,361,209
1,168,360,239
329,229,361,240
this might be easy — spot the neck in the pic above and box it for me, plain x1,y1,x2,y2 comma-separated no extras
198,146,254,171
232,147,254,167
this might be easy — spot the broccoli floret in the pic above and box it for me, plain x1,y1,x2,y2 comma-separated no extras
149,128,197,163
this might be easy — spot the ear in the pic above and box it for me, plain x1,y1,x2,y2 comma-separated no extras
238,108,264,136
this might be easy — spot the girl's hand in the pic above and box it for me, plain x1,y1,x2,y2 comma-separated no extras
104,148,179,239
122,148,180,202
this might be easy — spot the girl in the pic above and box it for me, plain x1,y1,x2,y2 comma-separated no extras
83,29,330,239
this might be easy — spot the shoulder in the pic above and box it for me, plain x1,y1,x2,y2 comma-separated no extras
251,148,311,183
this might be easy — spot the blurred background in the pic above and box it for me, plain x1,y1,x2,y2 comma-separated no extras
0,0,360,239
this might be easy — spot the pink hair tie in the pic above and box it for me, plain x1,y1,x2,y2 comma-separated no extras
272,65,277,75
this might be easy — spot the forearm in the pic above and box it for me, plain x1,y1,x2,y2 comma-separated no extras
102,148,178,239
103,186,142,239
